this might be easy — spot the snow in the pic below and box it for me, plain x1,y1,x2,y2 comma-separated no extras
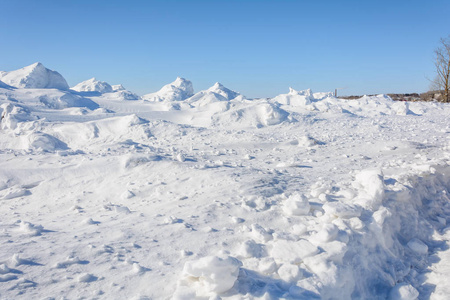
0,62,69,90
142,77,194,102
112,84,125,91
71,77,113,93
272,87,313,107
282,192,311,216
207,82,241,100
176,256,242,297
71,79,140,100
1,63,450,299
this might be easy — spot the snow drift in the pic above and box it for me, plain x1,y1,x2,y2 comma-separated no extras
1,62,450,300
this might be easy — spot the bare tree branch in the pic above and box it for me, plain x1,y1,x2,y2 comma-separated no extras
431,36,450,102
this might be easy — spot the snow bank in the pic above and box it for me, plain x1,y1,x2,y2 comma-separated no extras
143,77,194,102
0,62,69,90
211,101,290,128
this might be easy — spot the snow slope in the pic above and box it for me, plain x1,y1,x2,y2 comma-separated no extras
0,62,69,90
1,64,450,299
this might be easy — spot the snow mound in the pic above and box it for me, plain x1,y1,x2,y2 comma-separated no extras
207,82,240,100
0,62,69,90
211,101,290,128
27,132,69,152
143,77,194,102
0,103,37,130
50,114,150,150
272,88,313,107
72,78,113,93
175,256,242,298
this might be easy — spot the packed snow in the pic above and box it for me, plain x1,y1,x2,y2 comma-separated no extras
1,63,450,299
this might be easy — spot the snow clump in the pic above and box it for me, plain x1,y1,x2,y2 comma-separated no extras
176,256,242,297
282,192,310,216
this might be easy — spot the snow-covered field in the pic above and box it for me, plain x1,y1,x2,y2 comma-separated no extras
1,63,450,299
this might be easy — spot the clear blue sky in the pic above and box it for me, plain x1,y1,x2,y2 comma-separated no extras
1,0,449,98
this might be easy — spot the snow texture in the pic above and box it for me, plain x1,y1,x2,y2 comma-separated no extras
1,62,450,299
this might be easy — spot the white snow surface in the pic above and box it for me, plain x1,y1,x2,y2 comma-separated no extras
1,64,450,299
0,62,69,90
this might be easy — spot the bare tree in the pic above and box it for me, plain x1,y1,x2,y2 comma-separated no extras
431,36,450,102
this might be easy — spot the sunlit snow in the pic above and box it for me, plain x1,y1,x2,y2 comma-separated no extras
1,63,450,299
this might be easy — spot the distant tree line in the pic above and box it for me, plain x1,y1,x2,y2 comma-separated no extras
340,37,450,103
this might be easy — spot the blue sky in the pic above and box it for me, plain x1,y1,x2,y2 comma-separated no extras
1,0,449,98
